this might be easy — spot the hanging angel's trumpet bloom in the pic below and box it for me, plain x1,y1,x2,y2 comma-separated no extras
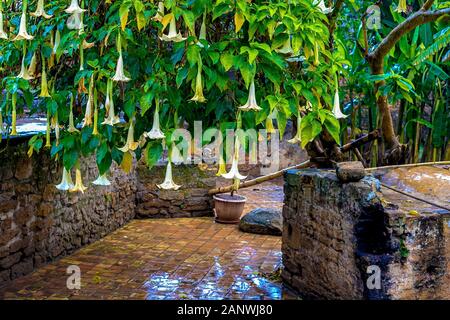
52,112,61,145
53,30,60,54
40,58,51,98
12,11,34,41
314,41,320,66
159,15,186,42
152,2,164,22
55,168,74,191
313,0,332,14
171,144,184,165
332,89,347,119
11,93,18,136
102,79,120,126
28,52,37,77
157,159,181,190
221,137,247,180
239,79,262,111
78,77,87,94
144,99,165,139
45,108,51,148
0,11,8,40
196,11,207,47
265,114,276,134
82,39,94,49
92,89,99,135
65,0,86,14
288,110,302,144
70,168,88,193
190,58,206,103
396,0,407,13
31,0,52,19
68,95,79,133
92,173,111,186
275,36,294,55
82,75,94,127
112,34,131,82
118,119,139,153
67,12,82,30
215,155,227,177
17,45,35,80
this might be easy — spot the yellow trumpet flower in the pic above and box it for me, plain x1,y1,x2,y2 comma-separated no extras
118,119,139,153
17,44,34,80
190,57,206,103
28,52,37,77
55,167,75,191
144,98,165,139
31,0,52,19
215,155,227,177
265,113,276,134
68,95,79,133
157,159,181,190
159,15,186,42
11,93,18,136
92,88,99,135
45,108,51,148
53,30,60,54
395,0,407,13
239,79,262,111
70,167,88,193
112,33,131,82
40,57,51,98
102,79,120,126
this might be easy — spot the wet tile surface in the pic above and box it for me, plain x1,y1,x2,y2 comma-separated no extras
0,213,298,300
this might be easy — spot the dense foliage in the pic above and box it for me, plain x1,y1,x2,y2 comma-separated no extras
0,0,448,190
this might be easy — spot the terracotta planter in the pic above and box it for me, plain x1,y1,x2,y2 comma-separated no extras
213,194,247,224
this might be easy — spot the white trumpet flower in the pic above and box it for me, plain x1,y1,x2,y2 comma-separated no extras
31,0,52,19
70,168,88,193
17,55,34,80
196,11,207,48
12,12,34,41
65,0,86,14
239,79,262,111
112,53,131,82
144,100,165,139
53,30,60,54
55,167,75,191
68,96,79,133
92,173,111,186
159,15,186,42
82,75,94,127
171,145,184,165
152,2,164,22
288,111,302,144
67,12,82,30
157,160,181,190
221,138,247,180
0,11,8,40
276,36,294,55
112,33,131,82
313,0,332,14
332,89,347,119
102,80,120,126
118,120,139,153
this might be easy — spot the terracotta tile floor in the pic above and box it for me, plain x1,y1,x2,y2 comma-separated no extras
0,180,297,300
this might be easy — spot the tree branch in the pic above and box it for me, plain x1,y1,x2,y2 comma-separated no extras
422,0,435,11
368,7,450,63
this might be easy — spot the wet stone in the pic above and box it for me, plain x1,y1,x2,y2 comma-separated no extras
336,161,366,183
239,208,283,236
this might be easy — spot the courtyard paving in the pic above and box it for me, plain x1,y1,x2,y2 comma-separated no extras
0,180,298,300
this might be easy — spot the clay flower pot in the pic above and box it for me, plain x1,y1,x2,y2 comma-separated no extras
213,194,247,224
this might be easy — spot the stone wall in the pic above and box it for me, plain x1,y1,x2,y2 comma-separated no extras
135,164,215,218
0,140,216,286
282,169,448,300
0,143,136,285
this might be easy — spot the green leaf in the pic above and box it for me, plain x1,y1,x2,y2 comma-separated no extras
146,142,163,169
324,115,341,145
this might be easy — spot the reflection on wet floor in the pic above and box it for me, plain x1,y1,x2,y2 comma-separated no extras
0,216,298,300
